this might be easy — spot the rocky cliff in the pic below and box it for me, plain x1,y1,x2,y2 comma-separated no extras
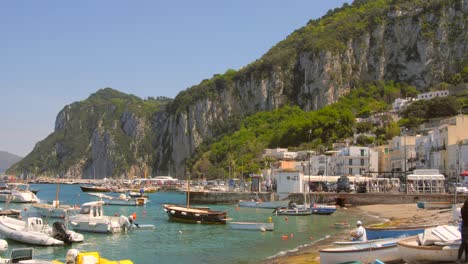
8,0,468,179
154,0,467,176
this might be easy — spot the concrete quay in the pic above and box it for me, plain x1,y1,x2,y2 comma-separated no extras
188,190,468,206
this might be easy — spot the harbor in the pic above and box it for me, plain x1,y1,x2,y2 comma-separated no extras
0,184,367,263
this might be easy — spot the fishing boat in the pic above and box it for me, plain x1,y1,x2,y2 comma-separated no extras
88,192,148,206
397,236,459,263
80,185,112,192
397,225,461,263
162,174,228,225
229,221,274,231
311,204,336,215
163,204,228,224
320,238,402,264
272,205,312,216
68,201,123,233
0,216,84,246
366,224,435,240
0,183,39,203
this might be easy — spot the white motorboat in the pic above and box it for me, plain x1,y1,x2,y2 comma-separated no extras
32,201,80,218
0,184,39,203
229,221,274,231
320,238,402,264
88,193,148,206
0,216,84,246
68,201,124,233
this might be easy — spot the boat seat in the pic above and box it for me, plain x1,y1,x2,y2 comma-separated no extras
10,248,33,263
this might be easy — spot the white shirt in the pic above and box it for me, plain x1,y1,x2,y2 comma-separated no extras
354,226,367,241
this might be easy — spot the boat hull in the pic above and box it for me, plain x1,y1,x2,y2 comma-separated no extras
397,236,459,263
273,207,312,216
163,204,227,224
366,225,433,240
311,205,336,215
69,215,122,233
320,242,401,264
80,185,111,192
418,202,452,210
0,216,83,246
229,222,274,231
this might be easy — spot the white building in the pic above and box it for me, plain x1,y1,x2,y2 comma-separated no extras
417,90,449,100
392,98,414,111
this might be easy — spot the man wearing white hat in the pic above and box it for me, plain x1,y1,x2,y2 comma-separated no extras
350,220,367,241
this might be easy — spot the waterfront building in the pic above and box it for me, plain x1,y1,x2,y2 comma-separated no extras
409,115,468,182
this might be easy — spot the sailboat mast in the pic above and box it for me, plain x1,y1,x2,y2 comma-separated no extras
186,173,190,208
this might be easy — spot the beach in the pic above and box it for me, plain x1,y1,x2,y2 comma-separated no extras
261,203,455,264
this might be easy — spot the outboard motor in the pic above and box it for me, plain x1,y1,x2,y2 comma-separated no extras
52,221,72,244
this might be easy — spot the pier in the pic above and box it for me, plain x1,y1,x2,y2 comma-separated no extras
188,191,468,206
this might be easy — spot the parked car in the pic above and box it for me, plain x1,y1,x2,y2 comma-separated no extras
448,183,468,194
336,176,351,193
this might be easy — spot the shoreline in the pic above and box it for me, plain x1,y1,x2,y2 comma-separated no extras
259,203,454,264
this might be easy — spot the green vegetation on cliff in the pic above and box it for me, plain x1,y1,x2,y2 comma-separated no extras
188,80,465,179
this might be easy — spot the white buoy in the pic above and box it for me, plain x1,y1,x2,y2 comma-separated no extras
178,230,183,234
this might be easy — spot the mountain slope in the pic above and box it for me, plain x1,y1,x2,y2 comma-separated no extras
8,88,171,179
8,0,468,178
154,0,467,175
0,151,22,173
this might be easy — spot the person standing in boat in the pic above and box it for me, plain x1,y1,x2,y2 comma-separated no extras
458,199,468,263
350,220,367,242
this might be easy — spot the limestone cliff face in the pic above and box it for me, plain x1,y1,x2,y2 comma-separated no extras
155,0,467,176
8,88,167,179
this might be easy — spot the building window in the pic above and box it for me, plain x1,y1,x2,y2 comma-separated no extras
349,159,352,165
360,149,365,156
349,168,353,175
360,159,365,166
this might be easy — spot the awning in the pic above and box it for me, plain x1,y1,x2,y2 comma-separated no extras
460,171,468,177
407,174,445,181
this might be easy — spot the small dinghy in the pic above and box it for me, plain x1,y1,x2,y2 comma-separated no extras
229,221,274,231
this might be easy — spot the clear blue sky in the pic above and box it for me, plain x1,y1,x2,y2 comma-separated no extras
1,0,348,157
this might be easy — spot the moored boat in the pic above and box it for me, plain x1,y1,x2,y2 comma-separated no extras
88,193,148,206
0,216,84,246
272,205,312,216
0,184,39,203
80,185,112,192
163,204,228,224
32,201,81,218
366,224,435,240
320,238,402,264
311,204,336,215
397,235,459,263
229,221,274,231
68,201,123,233
417,201,452,210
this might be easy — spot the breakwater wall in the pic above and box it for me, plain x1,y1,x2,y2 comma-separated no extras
189,191,468,205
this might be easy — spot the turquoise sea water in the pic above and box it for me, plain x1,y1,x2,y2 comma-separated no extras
1,184,371,264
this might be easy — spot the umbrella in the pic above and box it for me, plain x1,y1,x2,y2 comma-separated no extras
460,171,468,177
